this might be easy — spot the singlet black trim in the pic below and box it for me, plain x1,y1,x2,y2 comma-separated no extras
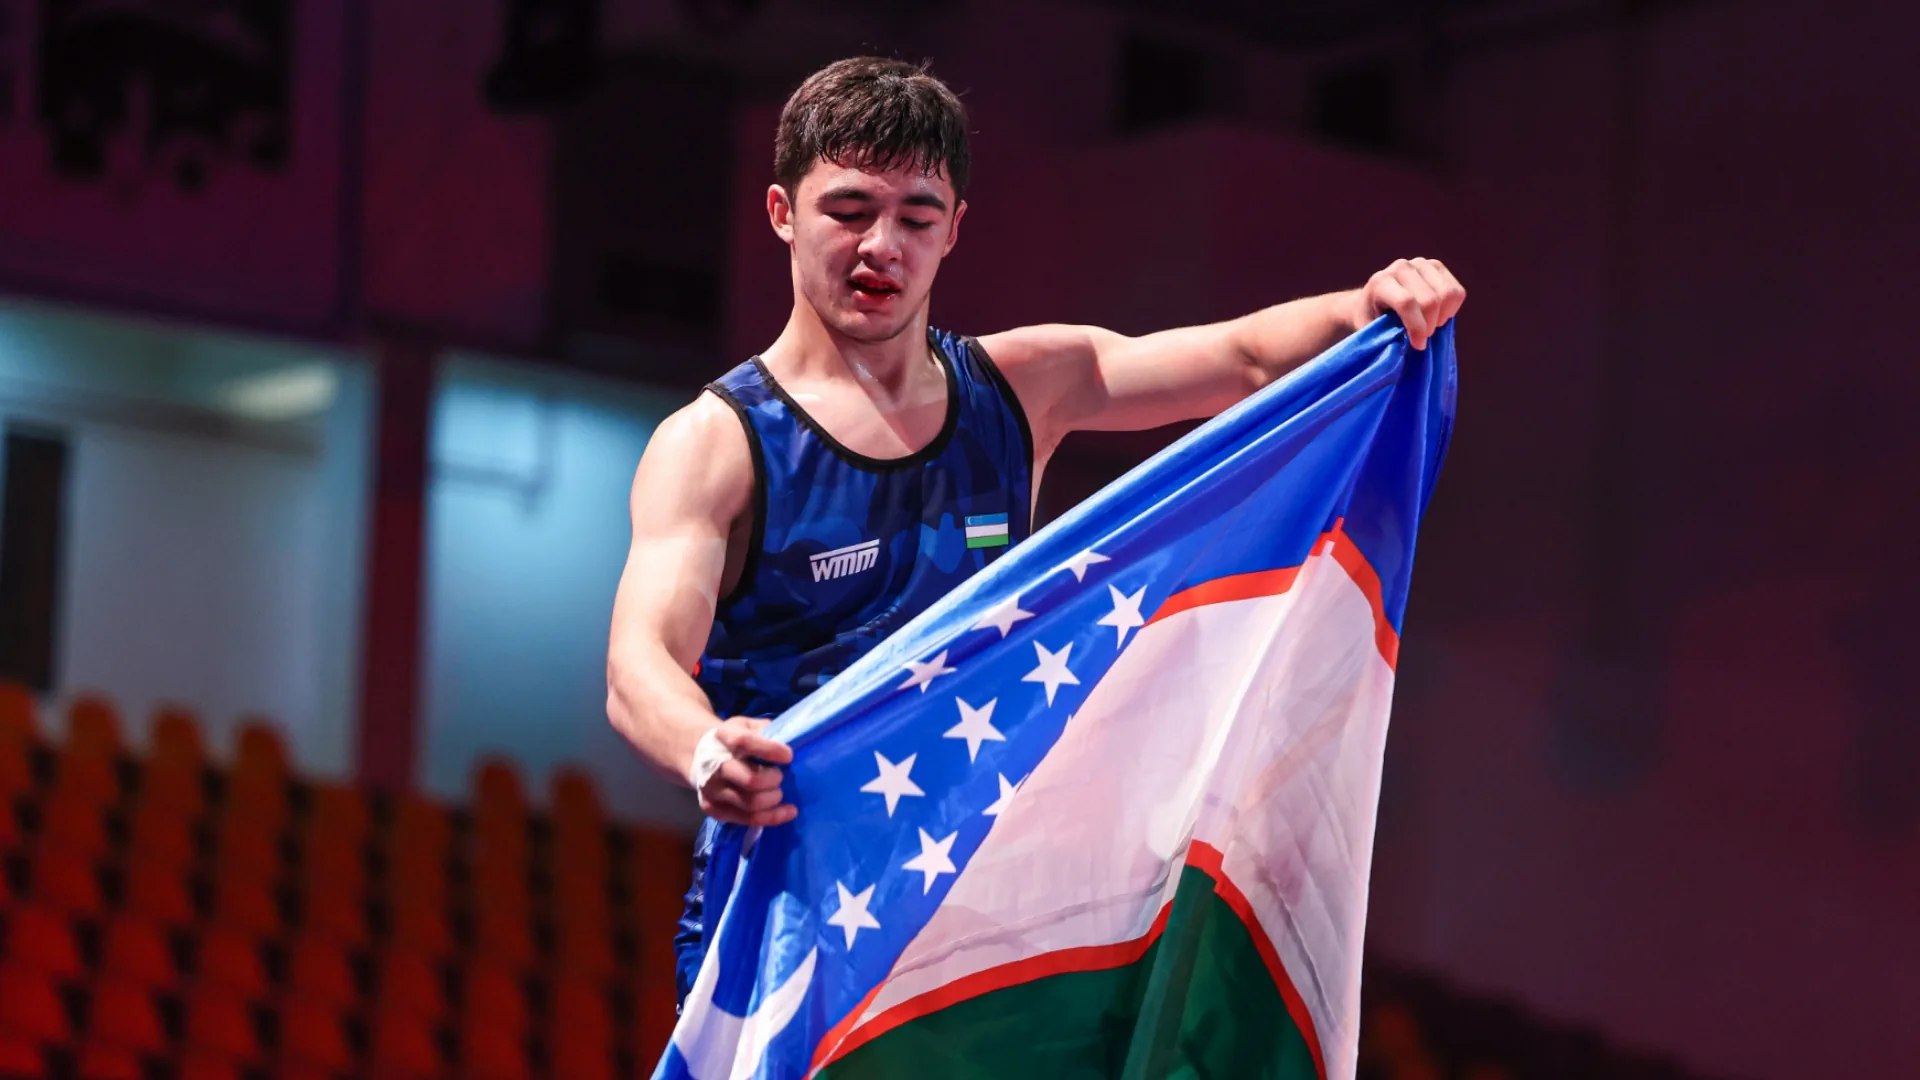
746,328,961,474
705,384,768,611
964,334,1035,511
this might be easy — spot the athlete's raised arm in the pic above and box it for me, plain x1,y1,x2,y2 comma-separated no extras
606,394,796,828
979,258,1464,448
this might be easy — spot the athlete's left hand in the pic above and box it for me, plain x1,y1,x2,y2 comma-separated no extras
1352,258,1467,350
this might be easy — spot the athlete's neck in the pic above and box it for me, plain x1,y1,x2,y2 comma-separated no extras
761,301,939,400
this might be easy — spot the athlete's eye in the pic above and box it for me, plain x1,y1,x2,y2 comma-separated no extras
904,219,936,231
826,211,866,224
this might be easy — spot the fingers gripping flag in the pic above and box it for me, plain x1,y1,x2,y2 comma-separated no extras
661,318,1456,1080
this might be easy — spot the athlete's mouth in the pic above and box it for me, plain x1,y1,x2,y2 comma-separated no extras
850,273,901,300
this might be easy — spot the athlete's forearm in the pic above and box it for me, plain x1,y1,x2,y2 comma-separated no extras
1225,289,1368,390
606,647,721,788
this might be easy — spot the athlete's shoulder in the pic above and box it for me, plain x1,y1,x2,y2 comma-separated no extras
629,391,754,524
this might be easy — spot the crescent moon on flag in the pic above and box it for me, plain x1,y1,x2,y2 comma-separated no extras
673,937,818,1080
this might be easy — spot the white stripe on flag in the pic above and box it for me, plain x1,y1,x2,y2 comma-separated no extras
824,544,1392,1080
963,524,1009,540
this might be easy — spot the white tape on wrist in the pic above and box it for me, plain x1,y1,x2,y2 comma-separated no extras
688,726,731,793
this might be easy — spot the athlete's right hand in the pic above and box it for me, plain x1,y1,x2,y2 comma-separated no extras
690,717,797,828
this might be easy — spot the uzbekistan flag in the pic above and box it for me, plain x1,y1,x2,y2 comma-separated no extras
661,317,1456,1080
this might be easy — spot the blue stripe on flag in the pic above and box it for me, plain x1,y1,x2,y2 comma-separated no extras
965,513,1009,527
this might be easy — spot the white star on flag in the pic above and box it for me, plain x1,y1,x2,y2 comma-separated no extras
982,772,1024,817
901,828,959,894
1023,641,1081,706
1097,584,1147,647
825,881,881,947
897,650,957,693
1058,548,1110,582
970,594,1035,638
943,697,1005,762
859,751,924,816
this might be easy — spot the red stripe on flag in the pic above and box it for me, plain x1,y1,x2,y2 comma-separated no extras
810,526,1386,1072
809,981,886,1074
1146,566,1301,626
811,845,1330,1077
1326,524,1399,670
1146,523,1399,670
1184,841,1330,1080
810,901,1177,1071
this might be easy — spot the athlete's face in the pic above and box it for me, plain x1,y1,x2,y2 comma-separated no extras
770,160,965,343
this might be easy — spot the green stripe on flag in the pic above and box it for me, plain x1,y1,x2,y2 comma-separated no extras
817,863,1318,1079
965,533,1009,549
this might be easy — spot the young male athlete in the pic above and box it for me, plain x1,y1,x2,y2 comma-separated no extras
605,57,1465,1003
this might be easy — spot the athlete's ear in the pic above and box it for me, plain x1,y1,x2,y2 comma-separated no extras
768,184,796,245
943,199,967,257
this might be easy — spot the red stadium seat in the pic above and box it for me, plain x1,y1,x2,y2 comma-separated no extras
383,853,448,914
0,739,32,801
299,829,367,895
550,768,605,842
273,1062,342,1080
76,1042,147,1080
367,1007,444,1080
553,920,616,983
85,977,171,1057
457,1016,529,1080
127,798,199,871
305,782,370,846
233,719,288,774
222,772,290,836
149,706,206,775
387,897,453,960
278,997,355,1075
0,961,74,1046
388,794,451,853
471,760,526,825
298,877,369,949
52,749,121,810
177,1048,246,1080
41,790,112,860
0,1031,44,1078
470,906,535,971
552,853,610,919
213,815,283,884
123,858,197,928
286,935,361,1013
631,972,678,1067
549,1038,616,1080
66,695,123,759
100,914,181,991
138,761,207,820
184,984,265,1066
195,927,268,1001
374,945,447,1024
2,903,86,981
0,681,40,746
546,971,613,1055
460,960,528,1035
30,844,106,918
209,871,283,940
626,829,694,937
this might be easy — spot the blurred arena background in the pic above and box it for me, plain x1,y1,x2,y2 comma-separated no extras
0,1,1912,1077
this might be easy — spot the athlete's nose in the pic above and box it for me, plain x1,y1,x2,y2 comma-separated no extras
856,216,906,268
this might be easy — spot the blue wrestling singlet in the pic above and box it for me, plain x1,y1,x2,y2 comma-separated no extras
673,327,1034,1002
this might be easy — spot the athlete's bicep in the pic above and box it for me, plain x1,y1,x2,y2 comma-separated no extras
609,396,752,673
978,322,1252,442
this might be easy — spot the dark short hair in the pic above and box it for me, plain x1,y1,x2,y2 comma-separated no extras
774,57,970,201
